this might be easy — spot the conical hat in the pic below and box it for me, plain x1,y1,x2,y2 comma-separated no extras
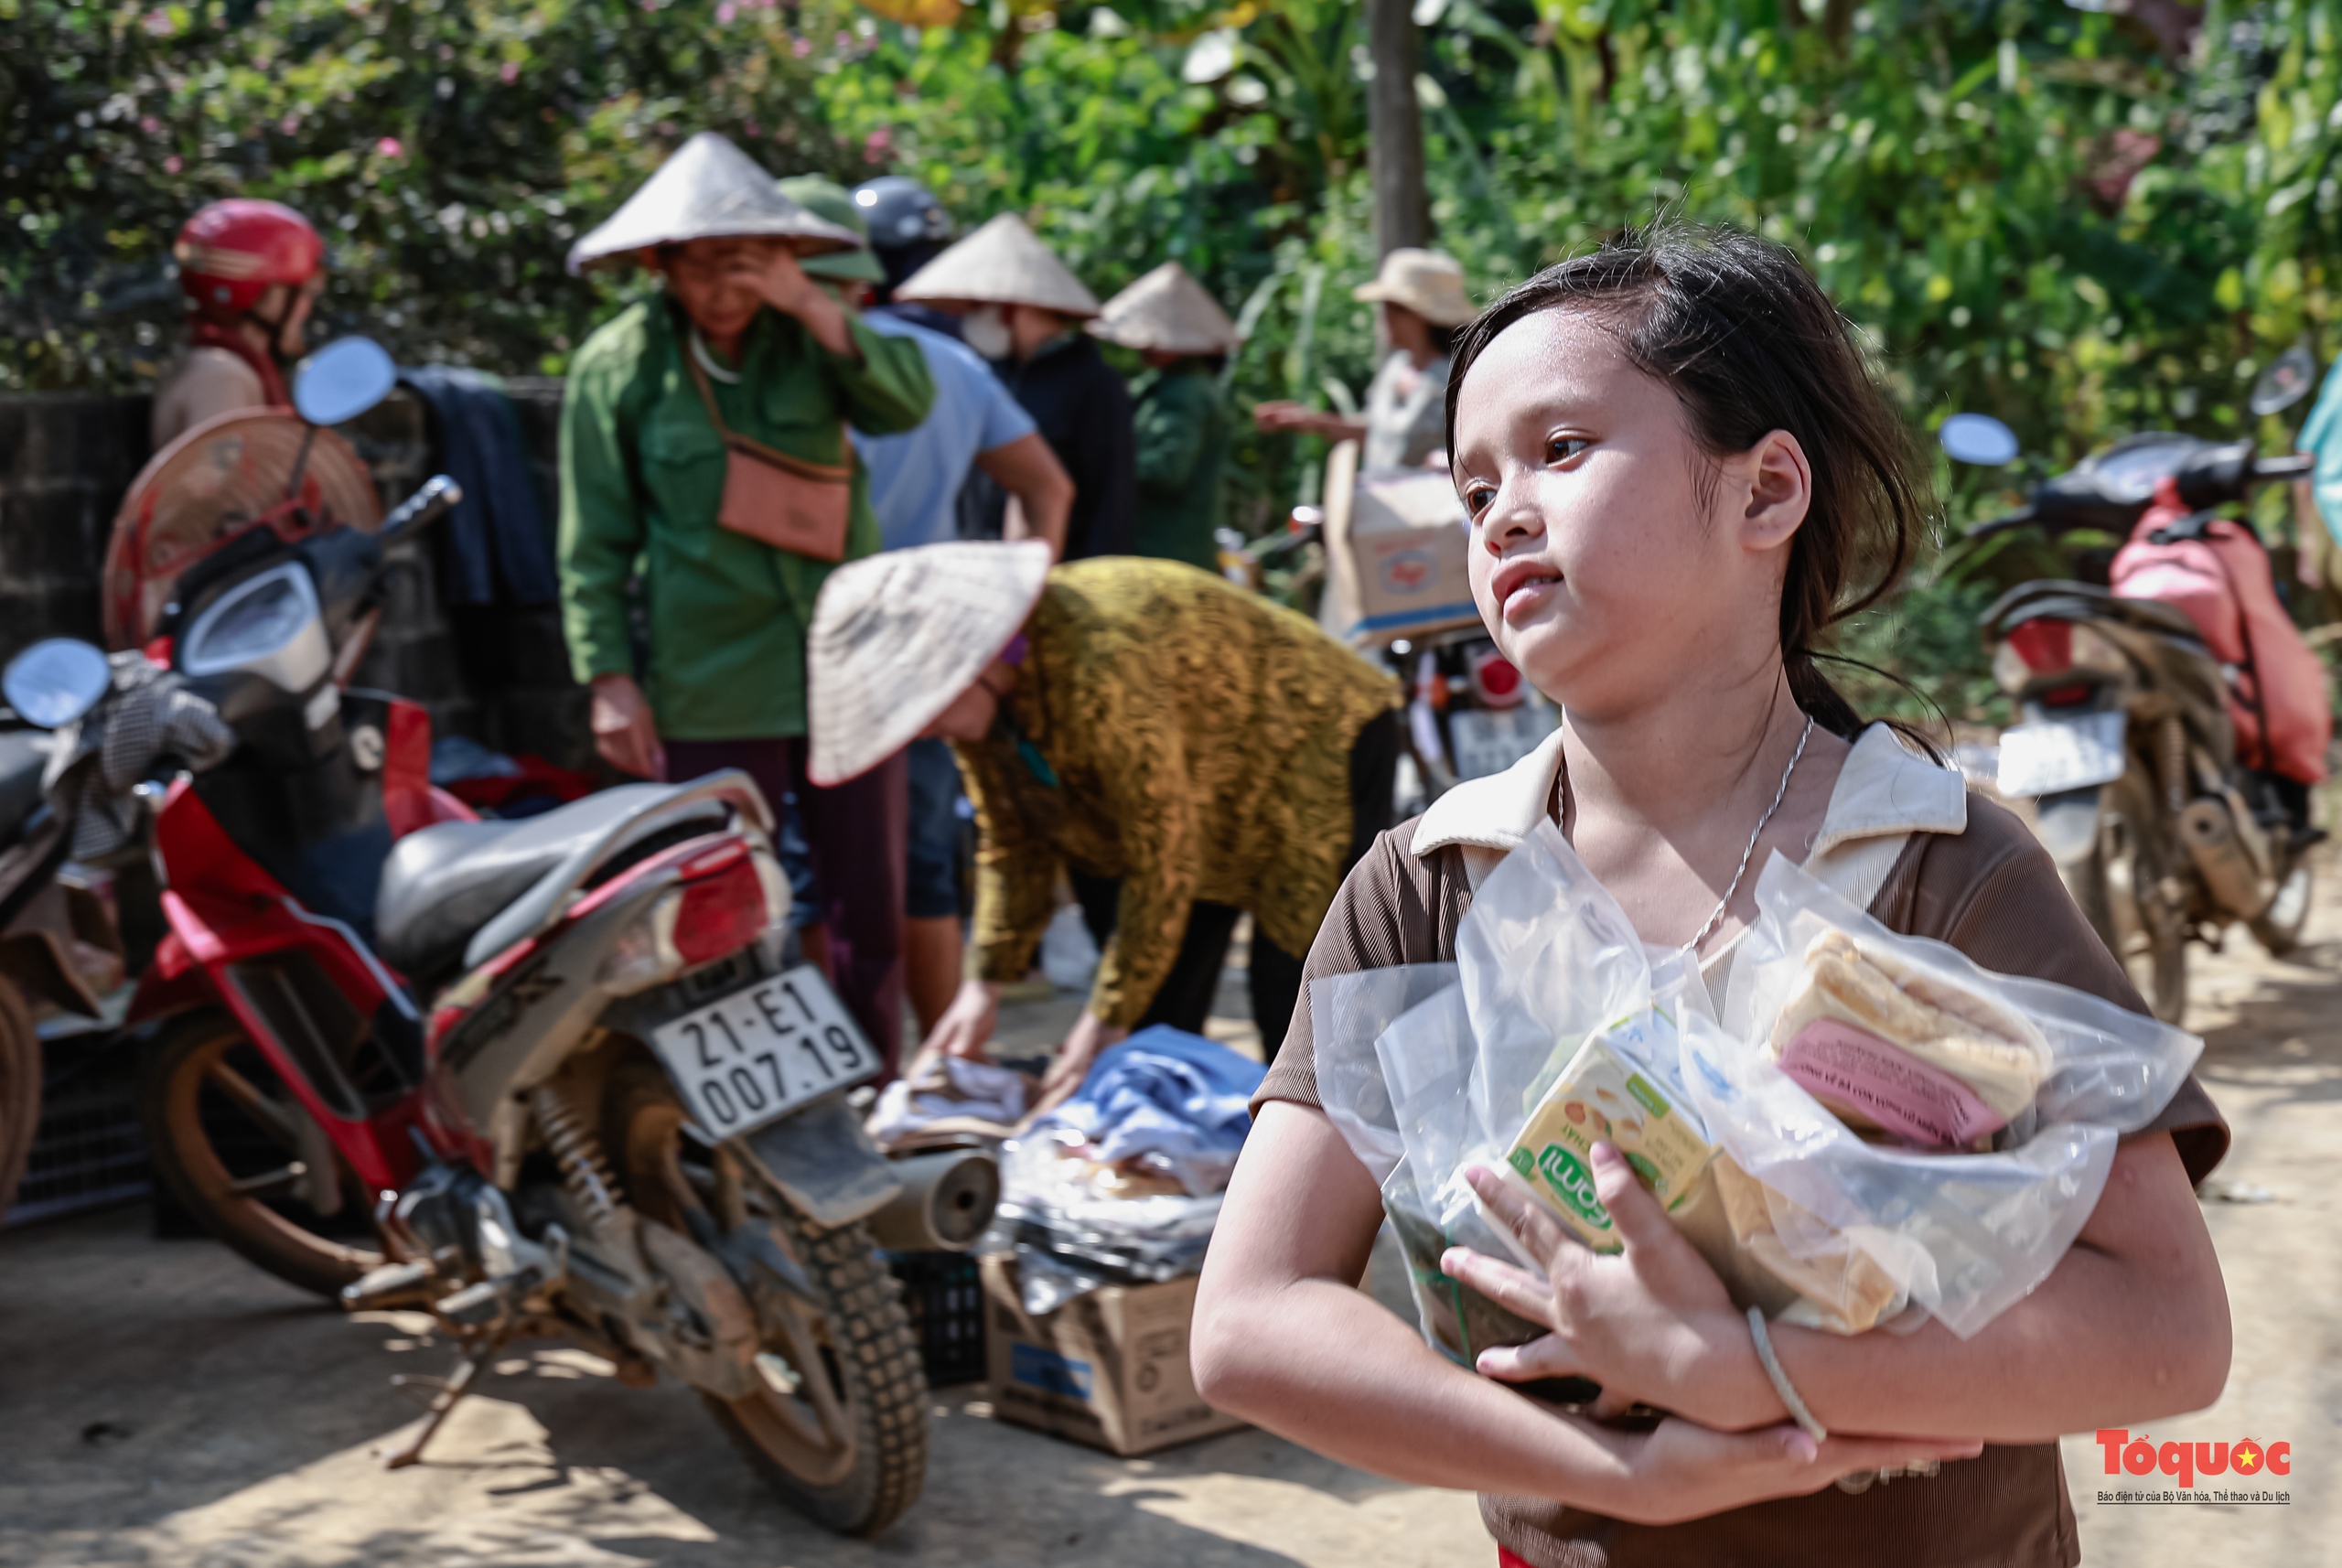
566,132,861,275
807,540,1055,787
1088,262,1239,355
892,214,1100,317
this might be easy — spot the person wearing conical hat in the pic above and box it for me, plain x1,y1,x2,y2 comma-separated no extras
805,543,1402,1098
558,132,936,1076
1254,246,1476,472
896,215,1137,560
780,175,1077,1038
1090,262,1241,572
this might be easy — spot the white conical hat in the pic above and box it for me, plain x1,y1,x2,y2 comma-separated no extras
1087,262,1239,355
892,214,1101,317
807,540,1055,787
566,132,862,275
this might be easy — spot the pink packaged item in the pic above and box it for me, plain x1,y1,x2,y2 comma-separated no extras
2111,478,2332,784
1775,1018,2007,1149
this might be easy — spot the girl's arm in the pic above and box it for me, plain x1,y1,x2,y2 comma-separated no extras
1192,1101,1982,1523
1445,1131,2230,1443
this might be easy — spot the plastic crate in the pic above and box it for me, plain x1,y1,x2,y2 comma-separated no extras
5,1037,148,1228
886,1250,987,1388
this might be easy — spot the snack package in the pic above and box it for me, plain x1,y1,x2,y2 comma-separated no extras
1504,1023,1714,1251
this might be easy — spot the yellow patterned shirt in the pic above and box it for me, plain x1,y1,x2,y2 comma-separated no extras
955,559,1402,1027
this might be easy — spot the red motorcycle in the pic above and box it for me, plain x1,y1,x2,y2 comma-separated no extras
2,339,974,1535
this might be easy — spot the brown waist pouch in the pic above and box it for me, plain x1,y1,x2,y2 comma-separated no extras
687,338,853,563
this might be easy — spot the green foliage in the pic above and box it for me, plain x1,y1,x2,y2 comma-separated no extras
9,0,2342,714
2,0,873,388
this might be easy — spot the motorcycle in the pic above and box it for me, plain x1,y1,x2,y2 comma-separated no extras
0,338,977,1535
0,657,139,1219
1294,442,1560,807
1943,395,2327,1023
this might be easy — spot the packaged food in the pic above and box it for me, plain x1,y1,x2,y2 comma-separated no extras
1765,930,2048,1149
1504,1026,1714,1251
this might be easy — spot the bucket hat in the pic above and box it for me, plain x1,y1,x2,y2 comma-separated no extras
777,176,887,285
1087,262,1240,356
892,214,1101,317
1351,247,1476,328
566,132,862,275
807,540,1055,787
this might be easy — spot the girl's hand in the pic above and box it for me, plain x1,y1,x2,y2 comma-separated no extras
1441,1143,1777,1429
1599,1418,1983,1526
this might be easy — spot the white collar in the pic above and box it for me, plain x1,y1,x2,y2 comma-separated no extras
690,329,743,385
1411,719,1966,860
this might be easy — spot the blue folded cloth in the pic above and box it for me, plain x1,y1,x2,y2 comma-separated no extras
1034,1025,1267,1169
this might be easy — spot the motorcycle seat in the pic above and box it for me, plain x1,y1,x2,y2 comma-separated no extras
373,782,725,981
0,730,48,851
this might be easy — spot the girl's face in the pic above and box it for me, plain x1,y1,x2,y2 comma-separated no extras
1448,308,1810,721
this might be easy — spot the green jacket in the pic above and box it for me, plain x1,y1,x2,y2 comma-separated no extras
558,296,934,740
1128,361,1230,572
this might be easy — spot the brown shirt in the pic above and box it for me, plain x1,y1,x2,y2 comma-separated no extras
1256,794,2228,1568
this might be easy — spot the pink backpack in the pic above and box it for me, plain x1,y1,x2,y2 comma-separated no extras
2111,478,2332,784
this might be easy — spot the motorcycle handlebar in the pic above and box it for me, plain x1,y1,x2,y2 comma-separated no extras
1963,504,2037,540
379,475,463,544
2252,454,2315,482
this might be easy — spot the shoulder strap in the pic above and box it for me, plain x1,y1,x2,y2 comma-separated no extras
682,329,854,484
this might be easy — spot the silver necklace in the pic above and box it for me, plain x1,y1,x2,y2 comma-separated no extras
1679,714,1814,957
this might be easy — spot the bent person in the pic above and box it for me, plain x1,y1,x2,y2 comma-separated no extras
804,546,1401,1096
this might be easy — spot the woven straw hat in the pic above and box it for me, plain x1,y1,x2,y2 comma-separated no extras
892,214,1101,317
1352,247,1476,328
1088,262,1240,355
566,132,862,275
777,176,886,284
807,540,1055,787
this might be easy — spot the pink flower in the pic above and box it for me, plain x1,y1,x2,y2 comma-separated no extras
280,114,299,134
140,115,159,134
716,1,735,19
164,154,182,174
377,136,403,157
500,59,520,82
792,35,811,55
865,127,892,157
834,28,852,46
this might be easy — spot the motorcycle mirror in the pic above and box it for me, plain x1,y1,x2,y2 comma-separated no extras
1939,412,2021,467
3,638,112,730
2250,344,2317,417
293,337,397,426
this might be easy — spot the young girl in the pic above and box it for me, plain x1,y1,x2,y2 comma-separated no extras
1191,224,2232,1565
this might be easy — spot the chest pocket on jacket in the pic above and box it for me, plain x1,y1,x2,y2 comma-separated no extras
638,408,726,552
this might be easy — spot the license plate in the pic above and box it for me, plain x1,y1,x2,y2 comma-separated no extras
1996,710,2128,798
650,965,877,1138
1448,704,1559,781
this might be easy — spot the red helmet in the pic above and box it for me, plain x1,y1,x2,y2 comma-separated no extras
175,199,324,320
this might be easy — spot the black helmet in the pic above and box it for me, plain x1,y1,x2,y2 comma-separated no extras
852,176,951,252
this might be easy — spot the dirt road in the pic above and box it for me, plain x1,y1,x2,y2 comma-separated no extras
2,872,2336,1567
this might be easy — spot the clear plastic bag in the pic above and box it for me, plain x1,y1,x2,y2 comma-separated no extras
1311,820,2205,1351
1687,852,2205,1338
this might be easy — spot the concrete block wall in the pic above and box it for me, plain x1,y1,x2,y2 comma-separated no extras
0,382,593,772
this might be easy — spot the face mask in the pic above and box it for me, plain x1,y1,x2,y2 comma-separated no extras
961,304,1013,361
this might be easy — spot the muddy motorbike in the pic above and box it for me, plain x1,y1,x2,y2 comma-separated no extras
3,339,965,1534
0,677,132,1217
1948,412,2325,1021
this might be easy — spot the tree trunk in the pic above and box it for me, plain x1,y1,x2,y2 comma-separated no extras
1366,0,1429,258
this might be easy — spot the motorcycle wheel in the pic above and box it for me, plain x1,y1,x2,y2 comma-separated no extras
2251,860,2315,959
607,1064,928,1537
0,980,41,1219
2067,791,2188,1025
138,1010,381,1297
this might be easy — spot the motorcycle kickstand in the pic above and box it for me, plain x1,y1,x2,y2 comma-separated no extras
381,1336,501,1471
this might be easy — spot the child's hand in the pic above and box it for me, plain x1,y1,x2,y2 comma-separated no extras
1598,1418,1982,1525
1439,1143,1779,1430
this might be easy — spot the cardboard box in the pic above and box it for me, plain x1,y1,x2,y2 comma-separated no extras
1318,440,1481,646
980,1254,1245,1455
